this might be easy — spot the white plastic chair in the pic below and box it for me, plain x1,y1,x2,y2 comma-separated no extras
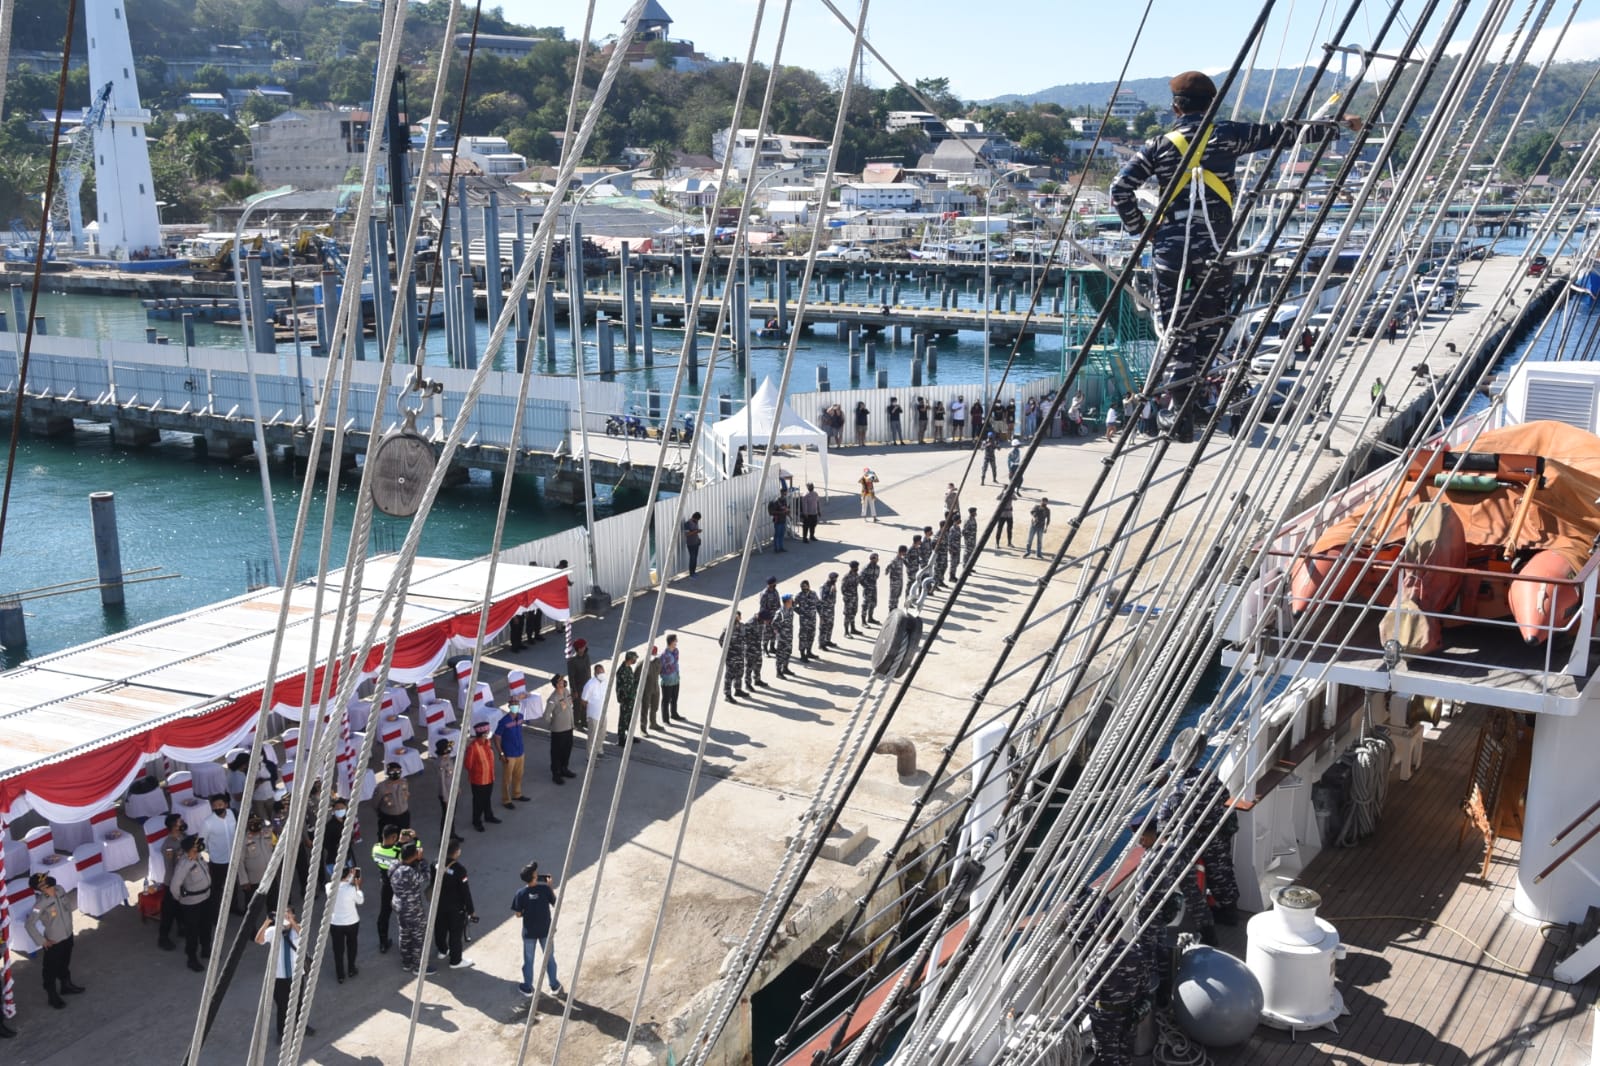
469,686,498,730
143,817,172,886
455,660,474,708
6,877,39,954
48,817,94,854
72,843,128,917
507,670,527,703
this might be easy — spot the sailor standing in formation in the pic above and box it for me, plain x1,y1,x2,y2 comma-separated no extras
818,572,839,650
722,610,745,702
885,546,907,612
931,521,950,590
742,612,768,691
841,561,862,636
859,554,881,626
944,518,963,583
772,596,796,678
963,507,979,564
759,577,782,654
907,534,926,582
794,580,821,660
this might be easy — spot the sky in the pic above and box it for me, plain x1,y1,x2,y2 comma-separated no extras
492,0,1600,101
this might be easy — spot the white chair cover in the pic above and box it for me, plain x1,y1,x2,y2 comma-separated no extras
469,687,498,730
71,842,128,918
100,825,140,874
125,778,169,820
48,817,94,854
143,817,171,886
188,760,228,800
89,807,120,841
23,826,56,868
385,684,413,718
6,878,39,954
379,711,416,744
357,768,377,803
347,698,373,734
2,833,27,881
34,848,78,895
167,770,208,823
507,670,527,702
385,741,424,778
424,704,460,746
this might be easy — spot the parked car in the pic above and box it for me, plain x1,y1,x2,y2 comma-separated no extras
1528,254,1548,276
1259,375,1308,423
818,244,871,261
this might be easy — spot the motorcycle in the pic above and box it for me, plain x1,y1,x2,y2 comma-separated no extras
605,412,647,438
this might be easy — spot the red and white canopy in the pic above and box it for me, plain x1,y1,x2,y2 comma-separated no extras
0,556,568,822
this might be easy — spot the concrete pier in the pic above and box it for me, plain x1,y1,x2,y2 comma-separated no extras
88,491,124,607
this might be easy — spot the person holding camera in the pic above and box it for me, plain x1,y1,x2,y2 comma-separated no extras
511,862,564,998
255,907,315,1043
326,865,364,983
389,841,434,975
434,838,477,969
172,834,214,973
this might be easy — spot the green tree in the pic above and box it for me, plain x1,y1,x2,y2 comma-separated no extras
648,140,677,181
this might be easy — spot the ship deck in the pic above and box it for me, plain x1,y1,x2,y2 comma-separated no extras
1213,703,1598,1066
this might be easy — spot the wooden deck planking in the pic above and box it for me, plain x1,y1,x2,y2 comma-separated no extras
1211,704,1597,1066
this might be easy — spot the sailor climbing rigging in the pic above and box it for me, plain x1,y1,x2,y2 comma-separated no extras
1109,70,1362,441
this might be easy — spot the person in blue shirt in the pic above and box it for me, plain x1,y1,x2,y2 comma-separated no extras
512,862,565,999
493,702,529,809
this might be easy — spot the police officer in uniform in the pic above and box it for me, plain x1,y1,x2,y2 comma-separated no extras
721,610,746,702
859,554,881,626
818,573,839,650
794,580,821,660
773,595,796,678
1110,70,1360,442
885,546,908,612
26,873,85,1009
841,560,862,636
742,612,768,691
371,823,402,954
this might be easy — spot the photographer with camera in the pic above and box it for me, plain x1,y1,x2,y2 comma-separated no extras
434,837,478,969
326,864,364,983
511,861,565,999
255,906,316,1043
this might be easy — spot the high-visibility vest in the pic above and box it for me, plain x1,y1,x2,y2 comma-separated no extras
1160,126,1235,216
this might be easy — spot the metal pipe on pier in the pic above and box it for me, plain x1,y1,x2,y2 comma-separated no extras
776,259,788,336
685,318,700,389
542,279,557,368
865,338,876,374
926,338,938,375
597,314,616,381
0,598,24,654
876,368,889,389
512,233,529,372
620,244,637,358
371,217,392,360
89,491,125,608
570,221,587,372
483,192,503,330
733,281,747,371
458,257,477,369
640,271,655,368
247,254,274,354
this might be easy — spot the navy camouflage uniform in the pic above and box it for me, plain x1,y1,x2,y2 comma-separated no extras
885,553,906,612
944,521,962,582
907,537,926,583
1086,936,1150,1066
389,859,431,972
963,511,978,561
1111,109,1342,421
722,616,745,699
860,559,881,625
818,576,838,648
841,566,861,635
759,585,782,653
1160,768,1240,922
773,604,795,675
931,526,950,589
794,587,820,658
742,617,766,689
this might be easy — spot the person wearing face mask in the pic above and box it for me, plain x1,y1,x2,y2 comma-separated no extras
255,907,316,1043
465,722,499,832
172,834,214,973
158,812,186,950
325,865,364,983
26,873,84,1009
372,761,412,835
238,814,273,913
201,794,237,900
370,823,402,954
322,796,356,884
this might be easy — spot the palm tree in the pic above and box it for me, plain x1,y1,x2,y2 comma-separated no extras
647,140,677,182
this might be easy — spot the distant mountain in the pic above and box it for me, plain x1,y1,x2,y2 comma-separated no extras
986,69,1323,114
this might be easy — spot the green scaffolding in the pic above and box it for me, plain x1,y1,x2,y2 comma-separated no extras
1058,267,1154,415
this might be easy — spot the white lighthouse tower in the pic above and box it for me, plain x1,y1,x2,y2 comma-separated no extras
84,0,161,257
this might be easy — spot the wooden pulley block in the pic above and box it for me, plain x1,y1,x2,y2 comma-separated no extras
370,406,435,517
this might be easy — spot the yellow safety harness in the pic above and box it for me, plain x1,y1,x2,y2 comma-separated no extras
1159,126,1234,217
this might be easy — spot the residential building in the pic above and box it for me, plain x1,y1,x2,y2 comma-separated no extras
887,110,945,138
249,108,369,189
601,1,723,73
183,92,231,118
458,135,527,176
1068,116,1102,136
713,127,786,177
455,32,544,60
839,183,917,210
775,134,830,170
1106,89,1145,121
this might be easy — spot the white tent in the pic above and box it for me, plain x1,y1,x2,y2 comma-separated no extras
698,377,830,491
